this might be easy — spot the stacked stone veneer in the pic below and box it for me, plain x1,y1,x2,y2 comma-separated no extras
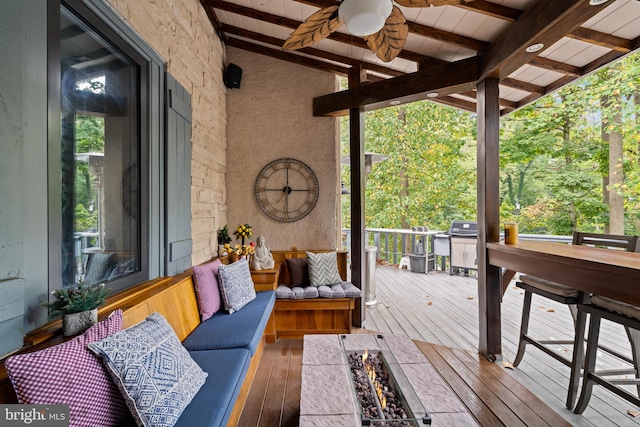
301,334,479,426
106,0,228,265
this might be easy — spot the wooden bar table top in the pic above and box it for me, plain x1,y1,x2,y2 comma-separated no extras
487,240,640,306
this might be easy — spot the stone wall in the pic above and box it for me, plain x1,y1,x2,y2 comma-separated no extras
226,47,339,251
106,0,227,265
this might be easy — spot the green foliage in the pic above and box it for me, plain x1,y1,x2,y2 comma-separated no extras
74,203,97,232
341,52,640,236
41,283,111,319
217,225,232,244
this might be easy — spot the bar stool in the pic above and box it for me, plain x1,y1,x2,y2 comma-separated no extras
573,284,640,413
512,232,638,409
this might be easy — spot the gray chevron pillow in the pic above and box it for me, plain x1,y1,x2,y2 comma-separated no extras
306,251,342,287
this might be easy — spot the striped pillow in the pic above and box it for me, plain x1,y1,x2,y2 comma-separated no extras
306,251,343,287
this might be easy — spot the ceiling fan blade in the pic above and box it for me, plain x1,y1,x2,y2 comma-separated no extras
282,6,343,51
394,0,471,7
365,6,408,62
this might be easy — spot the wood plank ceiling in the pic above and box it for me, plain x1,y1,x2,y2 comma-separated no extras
200,0,640,116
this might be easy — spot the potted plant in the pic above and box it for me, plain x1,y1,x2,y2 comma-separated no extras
217,225,232,255
41,282,111,336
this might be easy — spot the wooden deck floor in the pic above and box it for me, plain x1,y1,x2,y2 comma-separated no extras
239,265,640,426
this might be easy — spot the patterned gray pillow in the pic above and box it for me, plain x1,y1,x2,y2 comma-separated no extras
306,251,343,287
218,258,257,313
87,312,207,427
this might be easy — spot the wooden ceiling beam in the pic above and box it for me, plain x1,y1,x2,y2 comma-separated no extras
480,0,611,80
432,95,477,113
457,0,522,22
458,90,518,110
226,37,351,76
501,78,545,95
208,0,445,66
199,0,226,42
221,24,405,78
567,27,633,53
528,56,581,77
313,57,479,117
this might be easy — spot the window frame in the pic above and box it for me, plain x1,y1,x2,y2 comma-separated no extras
47,0,163,293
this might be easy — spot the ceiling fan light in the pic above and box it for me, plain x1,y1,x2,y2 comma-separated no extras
339,0,393,37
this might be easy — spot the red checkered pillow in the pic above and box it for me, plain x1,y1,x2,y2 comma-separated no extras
193,259,223,320
5,310,128,427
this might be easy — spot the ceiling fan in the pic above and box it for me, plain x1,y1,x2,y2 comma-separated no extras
282,0,473,63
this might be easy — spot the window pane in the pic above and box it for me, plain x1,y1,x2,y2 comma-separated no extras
60,7,140,287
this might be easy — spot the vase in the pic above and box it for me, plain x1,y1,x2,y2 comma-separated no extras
62,308,98,337
218,244,227,256
228,252,238,263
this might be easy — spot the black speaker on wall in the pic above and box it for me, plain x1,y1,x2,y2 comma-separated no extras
224,63,242,89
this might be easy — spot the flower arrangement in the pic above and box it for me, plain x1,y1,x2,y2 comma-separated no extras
41,282,111,319
233,223,252,246
223,242,255,257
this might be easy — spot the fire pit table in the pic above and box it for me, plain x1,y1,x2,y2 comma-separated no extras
300,333,477,426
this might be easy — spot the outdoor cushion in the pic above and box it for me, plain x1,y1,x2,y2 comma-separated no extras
275,285,319,299
318,282,362,299
285,257,310,287
306,251,342,287
182,290,275,356
193,259,223,320
519,275,579,298
218,259,257,314
88,312,207,427
174,348,251,427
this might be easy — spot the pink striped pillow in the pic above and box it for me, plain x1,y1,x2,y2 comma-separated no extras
193,259,223,320
5,310,128,427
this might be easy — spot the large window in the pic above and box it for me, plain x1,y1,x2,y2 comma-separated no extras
53,0,149,291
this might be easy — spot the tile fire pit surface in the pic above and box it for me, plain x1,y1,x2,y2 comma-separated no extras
299,333,478,427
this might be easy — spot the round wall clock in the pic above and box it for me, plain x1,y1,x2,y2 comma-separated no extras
254,158,319,223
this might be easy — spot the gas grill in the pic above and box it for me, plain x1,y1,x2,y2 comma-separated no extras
449,221,478,275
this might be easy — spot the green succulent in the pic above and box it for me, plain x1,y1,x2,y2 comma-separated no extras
41,283,111,319
217,225,232,245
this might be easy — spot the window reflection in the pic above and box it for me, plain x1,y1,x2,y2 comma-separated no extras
60,7,140,287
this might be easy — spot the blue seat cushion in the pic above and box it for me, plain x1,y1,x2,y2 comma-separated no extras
182,290,275,355
175,348,251,427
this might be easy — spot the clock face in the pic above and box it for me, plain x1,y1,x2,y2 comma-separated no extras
254,158,319,223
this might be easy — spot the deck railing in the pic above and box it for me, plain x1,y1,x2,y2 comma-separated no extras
341,228,572,266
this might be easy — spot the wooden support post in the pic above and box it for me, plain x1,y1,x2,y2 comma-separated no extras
477,78,502,361
349,66,366,328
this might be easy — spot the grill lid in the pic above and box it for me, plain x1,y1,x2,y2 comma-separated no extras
449,221,478,236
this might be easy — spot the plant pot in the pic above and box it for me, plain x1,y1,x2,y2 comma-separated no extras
218,244,227,256
62,308,98,337
228,252,238,263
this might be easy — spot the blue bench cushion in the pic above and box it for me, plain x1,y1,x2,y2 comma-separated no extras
182,290,275,355
175,348,251,427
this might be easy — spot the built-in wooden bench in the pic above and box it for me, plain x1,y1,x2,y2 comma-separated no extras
0,269,270,426
270,250,356,340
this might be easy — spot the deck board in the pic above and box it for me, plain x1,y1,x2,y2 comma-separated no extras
238,266,640,426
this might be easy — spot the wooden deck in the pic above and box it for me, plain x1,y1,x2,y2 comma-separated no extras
239,265,640,426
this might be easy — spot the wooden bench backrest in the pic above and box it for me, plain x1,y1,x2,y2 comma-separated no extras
271,250,348,285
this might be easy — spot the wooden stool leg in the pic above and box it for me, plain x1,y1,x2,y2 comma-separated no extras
513,290,533,367
574,315,602,414
567,304,588,409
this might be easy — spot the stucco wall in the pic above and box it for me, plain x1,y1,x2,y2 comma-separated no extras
106,0,227,265
226,47,339,251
